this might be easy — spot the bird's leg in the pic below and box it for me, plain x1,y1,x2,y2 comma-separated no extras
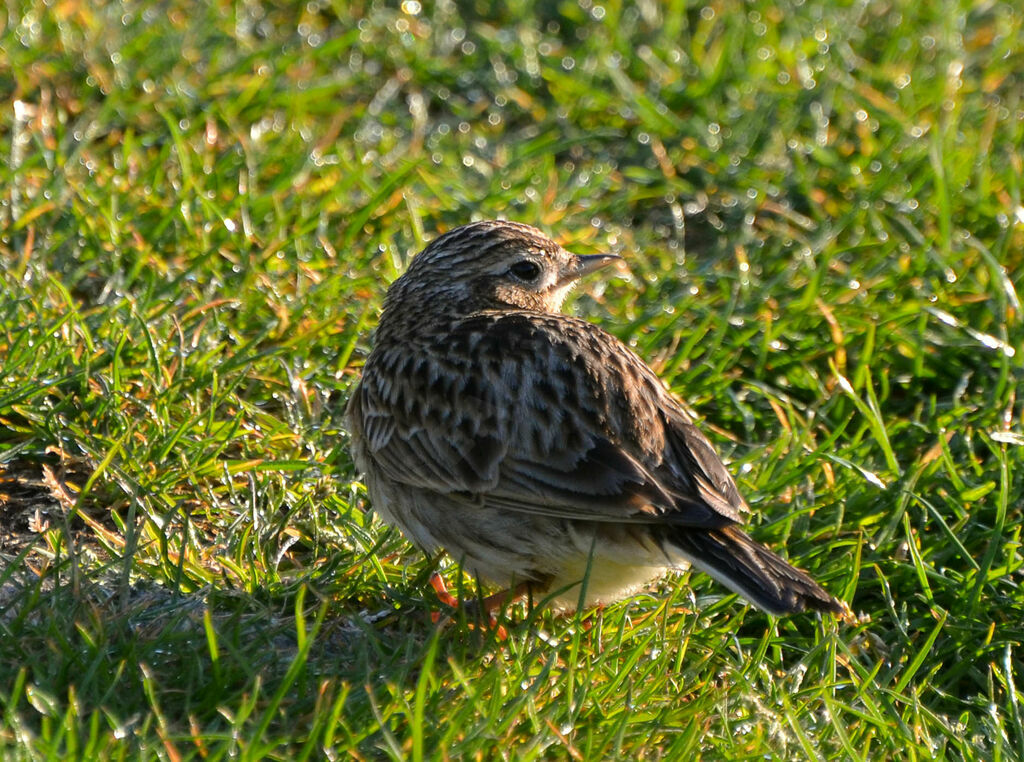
428,571,461,609
429,573,531,613
474,580,533,614
467,581,533,640
581,604,604,632
428,575,532,639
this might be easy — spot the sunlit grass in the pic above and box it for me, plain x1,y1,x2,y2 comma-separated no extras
2,0,1022,758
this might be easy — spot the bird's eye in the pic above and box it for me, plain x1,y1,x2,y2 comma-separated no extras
508,260,541,282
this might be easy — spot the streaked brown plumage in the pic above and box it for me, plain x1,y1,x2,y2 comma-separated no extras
346,220,848,616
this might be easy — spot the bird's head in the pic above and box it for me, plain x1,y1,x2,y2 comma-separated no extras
384,220,622,318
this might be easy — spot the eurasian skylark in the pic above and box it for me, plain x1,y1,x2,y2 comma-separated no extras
347,220,848,616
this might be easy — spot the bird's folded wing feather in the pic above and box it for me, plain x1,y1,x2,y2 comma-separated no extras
351,313,744,528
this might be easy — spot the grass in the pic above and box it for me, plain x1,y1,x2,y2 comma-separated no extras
1,0,1022,758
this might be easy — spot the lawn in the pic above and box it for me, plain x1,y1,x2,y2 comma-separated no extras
2,0,1023,758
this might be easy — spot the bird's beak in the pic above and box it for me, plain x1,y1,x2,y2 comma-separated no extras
562,253,624,285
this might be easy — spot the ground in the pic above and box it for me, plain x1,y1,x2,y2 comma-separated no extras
1,0,1023,759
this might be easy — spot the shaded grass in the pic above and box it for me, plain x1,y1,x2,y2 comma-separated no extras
2,0,1023,758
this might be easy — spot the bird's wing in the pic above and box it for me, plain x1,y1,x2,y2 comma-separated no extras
659,405,747,522
349,348,506,494
350,312,744,528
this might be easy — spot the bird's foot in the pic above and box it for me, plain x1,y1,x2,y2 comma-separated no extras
428,573,532,639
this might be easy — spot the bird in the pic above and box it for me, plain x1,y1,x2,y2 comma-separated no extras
346,220,849,617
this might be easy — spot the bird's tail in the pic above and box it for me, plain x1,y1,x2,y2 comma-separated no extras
667,525,849,617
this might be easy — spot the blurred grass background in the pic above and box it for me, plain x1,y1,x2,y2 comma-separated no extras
1,0,1023,758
